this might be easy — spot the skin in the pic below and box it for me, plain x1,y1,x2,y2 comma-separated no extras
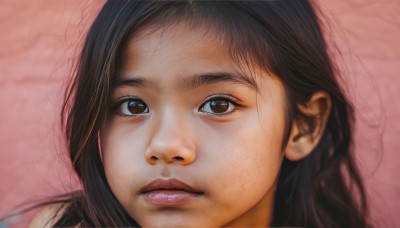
100,23,330,227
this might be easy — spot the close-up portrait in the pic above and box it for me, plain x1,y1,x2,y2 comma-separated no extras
0,0,399,227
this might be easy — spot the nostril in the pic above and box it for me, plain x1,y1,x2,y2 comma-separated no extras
151,156,158,161
173,156,184,161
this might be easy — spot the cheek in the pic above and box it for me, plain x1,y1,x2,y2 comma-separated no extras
197,110,285,204
101,120,148,200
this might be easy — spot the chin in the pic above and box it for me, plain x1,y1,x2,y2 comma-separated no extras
136,215,217,228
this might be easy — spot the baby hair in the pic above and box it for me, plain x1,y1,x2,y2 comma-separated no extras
47,0,370,227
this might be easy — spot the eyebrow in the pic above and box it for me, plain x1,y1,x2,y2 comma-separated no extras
113,71,258,91
183,72,258,91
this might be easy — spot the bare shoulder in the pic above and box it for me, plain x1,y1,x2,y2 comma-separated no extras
29,203,65,228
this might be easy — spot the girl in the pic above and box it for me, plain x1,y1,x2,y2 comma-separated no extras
30,0,370,227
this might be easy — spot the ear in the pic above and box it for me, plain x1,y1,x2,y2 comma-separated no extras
284,91,332,161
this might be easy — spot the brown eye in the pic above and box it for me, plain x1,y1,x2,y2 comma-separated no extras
119,99,149,116
200,98,235,114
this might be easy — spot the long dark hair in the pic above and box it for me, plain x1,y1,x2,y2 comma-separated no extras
52,0,370,227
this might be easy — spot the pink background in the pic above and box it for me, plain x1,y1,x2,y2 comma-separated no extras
0,0,399,227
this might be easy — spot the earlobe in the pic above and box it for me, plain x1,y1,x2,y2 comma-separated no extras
284,123,315,161
284,91,332,161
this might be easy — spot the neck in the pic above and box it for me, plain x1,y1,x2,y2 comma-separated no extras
223,184,276,227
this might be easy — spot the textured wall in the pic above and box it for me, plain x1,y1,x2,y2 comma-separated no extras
0,0,399,227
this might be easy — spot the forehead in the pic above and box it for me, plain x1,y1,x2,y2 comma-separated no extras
121,23,266,91
124,23,232,69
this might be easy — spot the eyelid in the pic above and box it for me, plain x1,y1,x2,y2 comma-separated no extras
203,93,241,104
112,95,140,109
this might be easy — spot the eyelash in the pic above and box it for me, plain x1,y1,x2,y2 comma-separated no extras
112,94,241,117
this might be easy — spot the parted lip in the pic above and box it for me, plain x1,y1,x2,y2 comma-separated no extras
139,178,203,194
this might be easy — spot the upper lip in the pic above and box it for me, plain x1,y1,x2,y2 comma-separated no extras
140,178,203,194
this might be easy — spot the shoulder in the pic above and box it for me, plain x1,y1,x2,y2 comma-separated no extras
29,203,65,228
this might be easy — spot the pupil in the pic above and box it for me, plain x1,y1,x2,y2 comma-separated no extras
128,100,146,114
210,100,229,113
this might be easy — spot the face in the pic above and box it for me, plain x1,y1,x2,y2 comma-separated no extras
101,24,288,227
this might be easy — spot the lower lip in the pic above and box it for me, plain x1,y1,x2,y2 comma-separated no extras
142,190,202,206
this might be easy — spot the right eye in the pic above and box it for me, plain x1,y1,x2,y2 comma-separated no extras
117,98,149,116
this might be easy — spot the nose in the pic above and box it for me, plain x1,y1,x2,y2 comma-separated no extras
145,110,196,165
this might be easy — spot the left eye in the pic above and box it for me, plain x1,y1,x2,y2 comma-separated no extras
117,99,149,116
199,98,235,114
